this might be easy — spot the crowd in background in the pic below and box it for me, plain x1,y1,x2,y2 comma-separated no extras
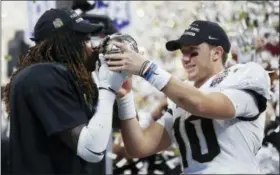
1,1,279,175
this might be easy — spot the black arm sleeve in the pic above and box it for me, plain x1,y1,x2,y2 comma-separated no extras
26,66,88,137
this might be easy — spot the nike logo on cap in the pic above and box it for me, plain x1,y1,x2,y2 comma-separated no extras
209,36,219,40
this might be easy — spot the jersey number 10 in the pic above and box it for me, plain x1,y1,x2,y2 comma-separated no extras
173,116,221,168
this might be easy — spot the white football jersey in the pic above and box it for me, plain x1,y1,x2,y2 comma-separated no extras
157,62,271,174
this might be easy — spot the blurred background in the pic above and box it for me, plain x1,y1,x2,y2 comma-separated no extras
1,1,279,174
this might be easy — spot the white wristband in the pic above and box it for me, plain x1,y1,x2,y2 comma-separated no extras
142,62,171,91
117,91,136,120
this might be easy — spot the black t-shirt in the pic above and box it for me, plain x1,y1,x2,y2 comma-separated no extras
8,63,100,175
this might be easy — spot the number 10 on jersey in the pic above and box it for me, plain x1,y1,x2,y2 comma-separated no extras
174,116,221,168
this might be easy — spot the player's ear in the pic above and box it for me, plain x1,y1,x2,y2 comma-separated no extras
212,46,223,62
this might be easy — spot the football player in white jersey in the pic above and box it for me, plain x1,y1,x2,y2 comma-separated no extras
105,20,271,174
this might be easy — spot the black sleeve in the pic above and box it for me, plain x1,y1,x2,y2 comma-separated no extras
26,68,88,136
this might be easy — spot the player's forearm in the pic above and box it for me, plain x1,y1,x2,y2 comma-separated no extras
162,78,235,119
77,89,115,163
141,62,207,115
117,91,160,158
120,117,170,158
143,63,231,119
162,77,206,116
120,118,150,158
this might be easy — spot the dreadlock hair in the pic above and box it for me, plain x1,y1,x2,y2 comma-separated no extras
4,29,99,118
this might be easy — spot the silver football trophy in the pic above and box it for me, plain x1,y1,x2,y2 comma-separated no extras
98,33,139,54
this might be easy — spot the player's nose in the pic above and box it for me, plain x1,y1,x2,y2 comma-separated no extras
182,55,192,63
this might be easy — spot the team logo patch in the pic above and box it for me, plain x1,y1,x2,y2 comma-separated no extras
210,69,229,87
53,18,64,28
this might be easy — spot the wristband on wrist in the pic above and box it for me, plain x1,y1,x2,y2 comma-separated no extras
141,62,171,91
138,60,150,76
117,91,136,120
142,61,153,76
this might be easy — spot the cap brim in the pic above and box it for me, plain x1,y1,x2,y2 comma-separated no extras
166,36,203,51
29,21,104,42
72,21,104,35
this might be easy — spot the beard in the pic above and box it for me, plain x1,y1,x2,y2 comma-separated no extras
84,50,100,72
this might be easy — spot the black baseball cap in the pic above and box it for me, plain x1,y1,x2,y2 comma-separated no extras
30,8,104,42
166,20,231,53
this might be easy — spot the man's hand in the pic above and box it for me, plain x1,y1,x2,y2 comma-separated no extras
105,40,171,92
98,54,128,93
104,41,147,75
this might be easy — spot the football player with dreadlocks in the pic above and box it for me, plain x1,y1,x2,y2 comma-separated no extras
105,20,270,174
4,8,128,175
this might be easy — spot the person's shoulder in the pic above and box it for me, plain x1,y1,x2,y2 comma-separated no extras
229,62,266,73
223,62,271,99
26,62,69,76
13,63,72,88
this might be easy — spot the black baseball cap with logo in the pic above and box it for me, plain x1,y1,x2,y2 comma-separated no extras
30,8,104,42
166,20,231,53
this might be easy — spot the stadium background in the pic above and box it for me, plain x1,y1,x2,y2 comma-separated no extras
1,1,279,174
